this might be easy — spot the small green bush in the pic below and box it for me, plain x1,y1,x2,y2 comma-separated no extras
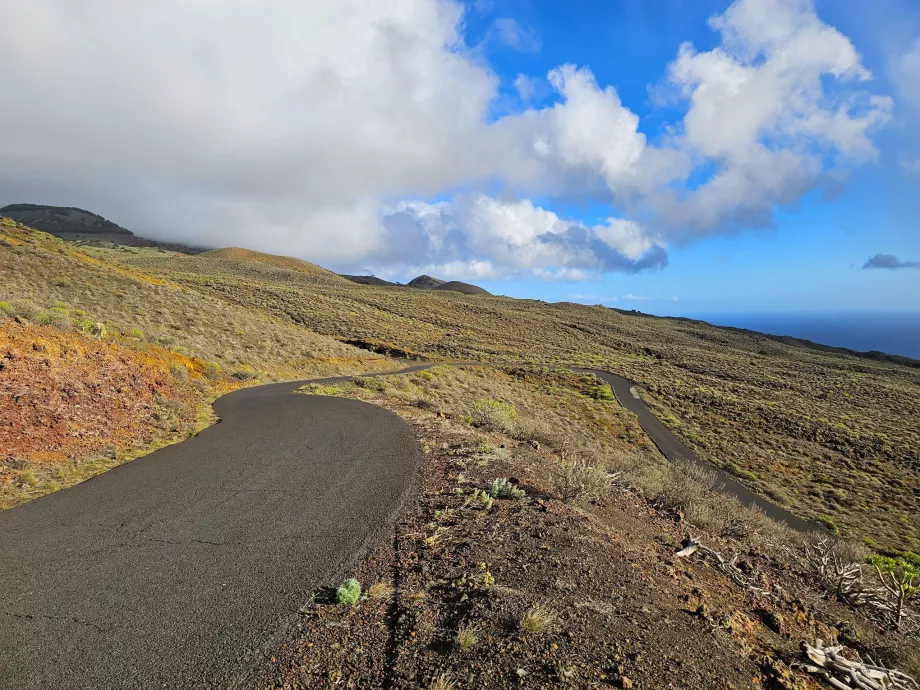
586,384,615,401
817,516,839,535
336,578,362,606
470,399,518,431
129,328,145,339
487,478,525,500
203,362,223,380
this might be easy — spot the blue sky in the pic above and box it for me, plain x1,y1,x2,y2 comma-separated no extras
460,0,920,314
1,0,918,315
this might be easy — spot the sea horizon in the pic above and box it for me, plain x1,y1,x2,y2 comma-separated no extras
677,310,920,360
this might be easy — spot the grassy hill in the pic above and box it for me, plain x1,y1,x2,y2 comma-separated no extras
0,219,391,505
3,217,919,549
3,215,919,681
84,242,920,553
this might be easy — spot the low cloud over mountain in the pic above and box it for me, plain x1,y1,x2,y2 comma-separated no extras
0,0,895,281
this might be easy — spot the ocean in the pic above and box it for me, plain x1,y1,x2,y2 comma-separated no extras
684,312,920,360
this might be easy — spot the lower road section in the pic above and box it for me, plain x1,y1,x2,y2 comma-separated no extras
583,368,819,533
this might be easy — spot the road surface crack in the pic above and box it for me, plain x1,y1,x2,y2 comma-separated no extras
1,610,106,633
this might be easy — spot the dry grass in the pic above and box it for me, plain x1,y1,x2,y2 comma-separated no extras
552,447,612,502
428,673,455,690
520,603,557,634
367,581,394,601
12,217,919,551
454,623,478,652
0,219,386,381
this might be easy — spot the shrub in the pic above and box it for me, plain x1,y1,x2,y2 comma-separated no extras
817,516,840,535
866,555,919,631
470,399,518,431
654,461,717,517
232,367,257,381
129,328,144,339
335,578,362,606
77,320,107,338
520,603,556,634
169,363,189,381
586,383,615,401
4,299,41,321
455,623,478,651
511,416,563,449
353,376,387,392
487,477,525,500
553,450,611,502
203,362,223,380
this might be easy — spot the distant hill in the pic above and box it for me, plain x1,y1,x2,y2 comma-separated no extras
0,203,206,254
435,280,490,295
198,247,341,279
341,275,400,287
407,274,490,295
407,274,445,289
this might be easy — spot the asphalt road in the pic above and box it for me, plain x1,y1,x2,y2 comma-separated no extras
0,368,427,690
581,368,819,533
0,361,818,689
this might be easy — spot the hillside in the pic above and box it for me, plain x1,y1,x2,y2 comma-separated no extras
0,203,206,253
435,280,491,295
0,218,391,505
407,274,445,289
341,274,400,287
88,241,920,553
3,218,919,685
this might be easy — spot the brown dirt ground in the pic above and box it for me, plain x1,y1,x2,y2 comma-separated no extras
0,319,216,494
257,395,919,690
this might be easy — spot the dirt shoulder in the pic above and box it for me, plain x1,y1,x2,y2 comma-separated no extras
257,366,919,689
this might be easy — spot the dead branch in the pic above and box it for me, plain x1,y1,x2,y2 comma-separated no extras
796,639,919,690
675,535,769,594
803,538,920,635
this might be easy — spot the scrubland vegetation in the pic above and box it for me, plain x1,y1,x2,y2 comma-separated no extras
91,240,920,553
273,364,919,687
0,219,388,504
3,213,919,686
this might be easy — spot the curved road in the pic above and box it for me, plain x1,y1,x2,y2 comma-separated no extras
0,361,818,689
0,368,427,690
580,368,819,533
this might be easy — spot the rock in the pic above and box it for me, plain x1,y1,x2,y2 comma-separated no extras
618,677,634,689
756,608,786,636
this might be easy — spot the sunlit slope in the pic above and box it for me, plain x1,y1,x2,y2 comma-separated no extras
102,242,920,551
0,219,382,378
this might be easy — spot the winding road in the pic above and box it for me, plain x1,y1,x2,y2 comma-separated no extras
0,362,816,689
582,369,818,533
0,368,427,690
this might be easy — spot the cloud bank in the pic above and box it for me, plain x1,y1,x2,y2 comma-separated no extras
0,0,893,281
862,253,920,270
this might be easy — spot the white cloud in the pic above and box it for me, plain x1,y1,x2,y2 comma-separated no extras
654,0,891,238
379,194,667,281
491,18,540,52
0,0,498,262
901,157,920,174
567,293,679,304
514,74,540,104
0,0,893,277
890,38,920,110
